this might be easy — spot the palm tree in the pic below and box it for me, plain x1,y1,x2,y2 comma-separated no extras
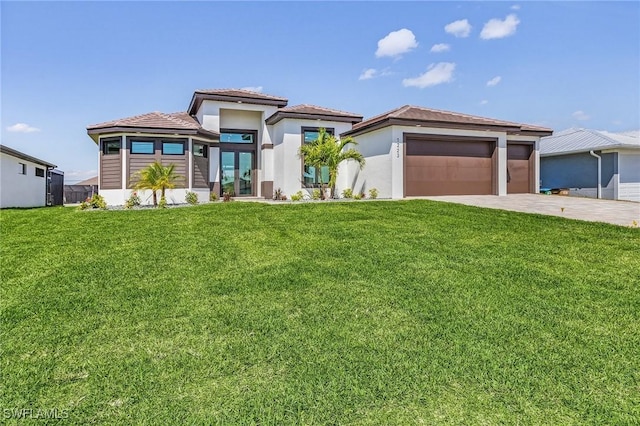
299,128,365,199
131,161,182,206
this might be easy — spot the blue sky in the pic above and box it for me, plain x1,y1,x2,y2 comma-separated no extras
2,1,639,182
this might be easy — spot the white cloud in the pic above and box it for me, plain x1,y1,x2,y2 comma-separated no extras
572,110,590,121
486,76,502,86
445,19,472,38
7,123,40,133
359,68,378,80
430,43,451,53
480,14,520,40
402,62,456,89
480,100,489,105
241,86,263,93
65,169,98,184
511,4,521,10
375,29,418,58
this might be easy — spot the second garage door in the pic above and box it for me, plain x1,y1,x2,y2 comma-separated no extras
405,136,496,196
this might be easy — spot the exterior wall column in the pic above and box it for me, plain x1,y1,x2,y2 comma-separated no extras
209,145,220,195
497,134,508,196
534,138,541,193
187,138,193,190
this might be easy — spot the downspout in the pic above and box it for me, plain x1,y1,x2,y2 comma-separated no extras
589,150,601,199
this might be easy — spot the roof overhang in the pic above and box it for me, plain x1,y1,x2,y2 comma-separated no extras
541,144,640,157
86,126,220,144
188,91,288,115
0,144,57,168
341,117,528,138
266,111,363,125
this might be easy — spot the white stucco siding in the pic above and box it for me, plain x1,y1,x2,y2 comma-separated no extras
0,152,49,208
618,151,640,202
100,188,202,206
198,100,279,134
348,127,394,199
271,118,354,197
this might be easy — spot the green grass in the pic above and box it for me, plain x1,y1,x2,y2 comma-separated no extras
1,201,639,425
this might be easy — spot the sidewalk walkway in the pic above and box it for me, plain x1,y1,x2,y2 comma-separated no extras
420,194,640,227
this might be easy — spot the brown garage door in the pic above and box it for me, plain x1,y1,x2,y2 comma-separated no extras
405,136,496,196
507,143,533,194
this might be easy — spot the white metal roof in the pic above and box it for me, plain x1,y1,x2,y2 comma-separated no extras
540,128,640,156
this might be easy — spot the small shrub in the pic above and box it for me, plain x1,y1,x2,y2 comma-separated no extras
312,189,322,200
78,194,107,210
353,193,362,200
368,188,379,199
342,188,353,199
158,195,168,209
291,191,304,202
209,192,218,202
223,192,233,202
185,191,199,205
273,188,286,201
124,192,141,209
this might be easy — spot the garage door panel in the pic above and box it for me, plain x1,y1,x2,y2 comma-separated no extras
405,139,495,196
507,144,533,193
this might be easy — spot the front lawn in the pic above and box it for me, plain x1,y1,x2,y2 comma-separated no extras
1,201,638,424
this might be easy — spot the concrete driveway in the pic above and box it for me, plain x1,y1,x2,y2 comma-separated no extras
421,194,640,227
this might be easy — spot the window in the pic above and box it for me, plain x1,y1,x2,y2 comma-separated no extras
18,163,26,175
102,139,121,155
35,167,45,177
193,143,207,157
130,140,155,154
220,132,254,144
302,128,334,187
162,141,185,155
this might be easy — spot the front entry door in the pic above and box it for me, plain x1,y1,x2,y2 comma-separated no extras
221,150,254,196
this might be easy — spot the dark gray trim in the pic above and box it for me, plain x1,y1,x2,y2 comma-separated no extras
342,118,522,138
0,144,56,168
188,92,288,114
87,126,219,141
300,127,335,188
266,111,363,125
99,136,123,190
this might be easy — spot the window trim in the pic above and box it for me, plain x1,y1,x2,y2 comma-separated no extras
161,140,185,156
193,143,208,158
301,127,334,188
35,167,45,177
129,139,156,155
101,137,122,155
18,162,26,175
219,129,257,146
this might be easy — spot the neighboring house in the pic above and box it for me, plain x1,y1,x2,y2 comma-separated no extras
86,89,551,205
0,144,63,208
540,128,640,202
64,176,98,204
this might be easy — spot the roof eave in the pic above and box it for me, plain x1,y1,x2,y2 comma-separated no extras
266,111,363,126
342,117,523,138
189,92,288,115
0,145,57,168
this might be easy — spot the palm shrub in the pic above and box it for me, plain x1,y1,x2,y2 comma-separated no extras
131,161,183,207
298,128,365,199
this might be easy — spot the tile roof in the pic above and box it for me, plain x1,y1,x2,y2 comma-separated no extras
342,105,552,136
193,88,288,103
188,89,288,113
87,111,203,131
540,128,640,156
265,104,363,125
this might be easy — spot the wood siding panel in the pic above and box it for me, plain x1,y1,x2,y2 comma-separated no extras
100,139,122,189
193,156,209,188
